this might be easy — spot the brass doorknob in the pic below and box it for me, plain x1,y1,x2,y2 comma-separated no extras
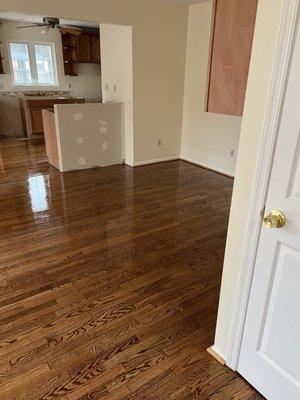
262,210,286,229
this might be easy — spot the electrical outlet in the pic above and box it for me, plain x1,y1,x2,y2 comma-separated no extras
158,139,162,146
230,149,235,157
0,82,4,90
113,84,117,92
105,83,110,92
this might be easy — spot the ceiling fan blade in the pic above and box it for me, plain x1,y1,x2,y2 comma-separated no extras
59,26,82,36
15,23,48,29
59,25,82,31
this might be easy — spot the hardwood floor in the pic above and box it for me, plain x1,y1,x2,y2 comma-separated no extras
0,139,263,399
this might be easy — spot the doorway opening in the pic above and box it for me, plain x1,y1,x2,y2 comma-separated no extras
0,12,134,169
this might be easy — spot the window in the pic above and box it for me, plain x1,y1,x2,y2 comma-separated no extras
34,44,55,85
9,42,58,86
9,43,32,85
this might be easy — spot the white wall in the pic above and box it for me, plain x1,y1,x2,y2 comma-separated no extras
100,24,133,164
214,0,284,359
0,93,23,136
181,1,242,177
69,64,101,101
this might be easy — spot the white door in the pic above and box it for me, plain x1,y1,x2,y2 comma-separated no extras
237,14,300,400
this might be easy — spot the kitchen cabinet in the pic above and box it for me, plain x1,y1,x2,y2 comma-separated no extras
42,109,60,170
77,34,92,63
61,30,100,74
91,35,101,64
61,34,78,76
77,32,100,63
206,0,258,116
19,97,85,138
0,43,4,74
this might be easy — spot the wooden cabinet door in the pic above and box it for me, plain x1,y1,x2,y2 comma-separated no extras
77,34,92,63
91,35,100,63
0,47,4,74
206,0,258,116
61,33,78,76
29,107,44,134
26,99,70,136
43,110,59,169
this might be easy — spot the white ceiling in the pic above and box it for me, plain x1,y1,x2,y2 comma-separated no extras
0,1,206,26
161,0,207,4
0,12,99,28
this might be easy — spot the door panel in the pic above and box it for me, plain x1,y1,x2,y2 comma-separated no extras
287,135,300,201
261,243,300,381
238,12,300,400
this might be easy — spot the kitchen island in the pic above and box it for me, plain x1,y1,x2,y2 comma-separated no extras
42,102,124,172
19,96,85,138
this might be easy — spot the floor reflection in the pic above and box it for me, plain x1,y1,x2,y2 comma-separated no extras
28,174,49,213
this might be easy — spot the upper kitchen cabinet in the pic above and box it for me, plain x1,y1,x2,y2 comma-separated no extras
91,34,101,64
0,56,4,74
77,31,100,63
77,33,92,63
61,34,78,76
61,29,101,75
206,0,258,116
0,43,4,74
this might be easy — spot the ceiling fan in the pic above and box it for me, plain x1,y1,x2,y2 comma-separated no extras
15,17,82,36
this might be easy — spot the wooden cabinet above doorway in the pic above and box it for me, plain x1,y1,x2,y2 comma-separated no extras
206,0,258,116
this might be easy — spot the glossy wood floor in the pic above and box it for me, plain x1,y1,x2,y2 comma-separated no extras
0,139,264,399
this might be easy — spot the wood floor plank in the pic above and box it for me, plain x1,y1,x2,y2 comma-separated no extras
0,138,264,399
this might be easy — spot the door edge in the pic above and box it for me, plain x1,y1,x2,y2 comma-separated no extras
226,0,300,371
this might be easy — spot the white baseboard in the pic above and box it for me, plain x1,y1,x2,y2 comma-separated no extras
181,156,234,178
124,159,134,167
125,156,234,179
126,156,179,167
206,345,226,365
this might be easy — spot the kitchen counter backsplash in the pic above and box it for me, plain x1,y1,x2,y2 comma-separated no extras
0,90,71,97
